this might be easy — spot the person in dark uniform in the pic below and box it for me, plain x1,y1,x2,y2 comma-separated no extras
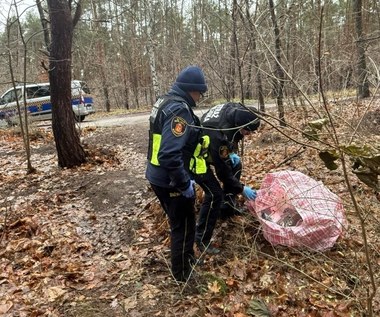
145,65,207,282
193,102,260,254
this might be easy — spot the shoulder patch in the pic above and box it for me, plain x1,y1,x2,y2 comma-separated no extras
219,145,229,159
171,116,187,137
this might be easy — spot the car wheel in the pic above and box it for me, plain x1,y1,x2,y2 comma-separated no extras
75,114,86,122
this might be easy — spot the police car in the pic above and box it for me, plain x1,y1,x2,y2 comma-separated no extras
0,80,95,125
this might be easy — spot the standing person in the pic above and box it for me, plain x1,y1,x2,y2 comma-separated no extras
145,65,207,282
193,102,260,254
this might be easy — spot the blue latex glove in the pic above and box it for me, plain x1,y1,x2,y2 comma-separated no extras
242,186,257,200
229,153,240,168
181,180,195,198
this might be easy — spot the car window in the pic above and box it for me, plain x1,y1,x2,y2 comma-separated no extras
27,85,50,98
80,82,90,94
36,86,50,97
2,88,22,103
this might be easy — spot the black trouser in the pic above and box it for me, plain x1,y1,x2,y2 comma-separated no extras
150,183,196,282
193,168,223,248
220,161,242,218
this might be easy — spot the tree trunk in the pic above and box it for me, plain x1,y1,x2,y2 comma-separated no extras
232,0,244,103
6,16,35,174
47,0,86,168
268,0,286,126
91,1,111,112
244,0,265,112
36,0,50,50
122,66,130,109
146,23,160,100
353,0,370,98
226,1,237,101
97,43,111,112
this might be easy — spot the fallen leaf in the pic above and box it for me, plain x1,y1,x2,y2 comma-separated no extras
141,284,160,299
0,301,13,314
123,295,138,310
208,280,221,294
259,273,273,288
44,286,66,302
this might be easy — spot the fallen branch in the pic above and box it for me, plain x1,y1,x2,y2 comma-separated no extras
0,204,10,244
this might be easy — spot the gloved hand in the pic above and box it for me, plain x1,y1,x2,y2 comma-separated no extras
229,153,240,168
242,186,257,200
181,180,195,198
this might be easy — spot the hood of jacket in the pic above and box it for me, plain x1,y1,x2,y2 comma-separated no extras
168,85,197,108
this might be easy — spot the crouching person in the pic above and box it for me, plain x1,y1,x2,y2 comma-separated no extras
193,102,261,254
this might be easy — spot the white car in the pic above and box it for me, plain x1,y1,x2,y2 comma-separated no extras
0,80,95,124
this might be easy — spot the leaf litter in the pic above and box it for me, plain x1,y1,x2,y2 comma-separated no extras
0,100,380,316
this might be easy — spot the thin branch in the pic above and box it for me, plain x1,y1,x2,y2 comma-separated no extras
317,6,376,316
275,146,306,168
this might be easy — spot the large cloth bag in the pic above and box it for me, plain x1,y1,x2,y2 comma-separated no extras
248,170,346,251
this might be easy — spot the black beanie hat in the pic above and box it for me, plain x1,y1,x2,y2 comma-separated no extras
233,105,260,131
173,66,208,93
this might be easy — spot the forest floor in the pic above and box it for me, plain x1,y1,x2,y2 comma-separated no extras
1,99,380,316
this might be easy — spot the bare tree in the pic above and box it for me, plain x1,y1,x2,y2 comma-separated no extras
36,0,50,50
5,10,35,174
91,0,111,112
268,0,286,126
243,0,265,111
231,0,243,103
146,22,160,100
353,0,370,98
226,1,237,101
47,0,86,168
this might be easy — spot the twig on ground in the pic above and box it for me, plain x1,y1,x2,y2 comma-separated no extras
0,204,10,244
257,249,350,300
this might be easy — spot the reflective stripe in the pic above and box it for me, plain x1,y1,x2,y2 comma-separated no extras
150,132,209,175
150,133,162,166
190,135,210,174
72,94,93,105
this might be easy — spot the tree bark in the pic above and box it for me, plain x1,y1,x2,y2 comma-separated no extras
244,0,265,112
47,0,86,168
146,23,160,100
6,15,35,174
36,0,50,50
226,0,237,101
232,0,244,103
268,0,286,126
91,1,111,112
353,0,370,98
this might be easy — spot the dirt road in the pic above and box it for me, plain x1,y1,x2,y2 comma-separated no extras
78,107,215,128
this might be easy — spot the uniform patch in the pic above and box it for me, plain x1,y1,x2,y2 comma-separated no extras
219,145,229,159
171,116,187,137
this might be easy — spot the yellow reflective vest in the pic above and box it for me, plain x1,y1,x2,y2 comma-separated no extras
189,135,210,174
148,96,209,175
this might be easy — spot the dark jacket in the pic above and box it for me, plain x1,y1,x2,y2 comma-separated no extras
201,102,260,194
146,86,201,190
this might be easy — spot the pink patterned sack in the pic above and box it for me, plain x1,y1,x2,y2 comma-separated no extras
247,170,346,251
